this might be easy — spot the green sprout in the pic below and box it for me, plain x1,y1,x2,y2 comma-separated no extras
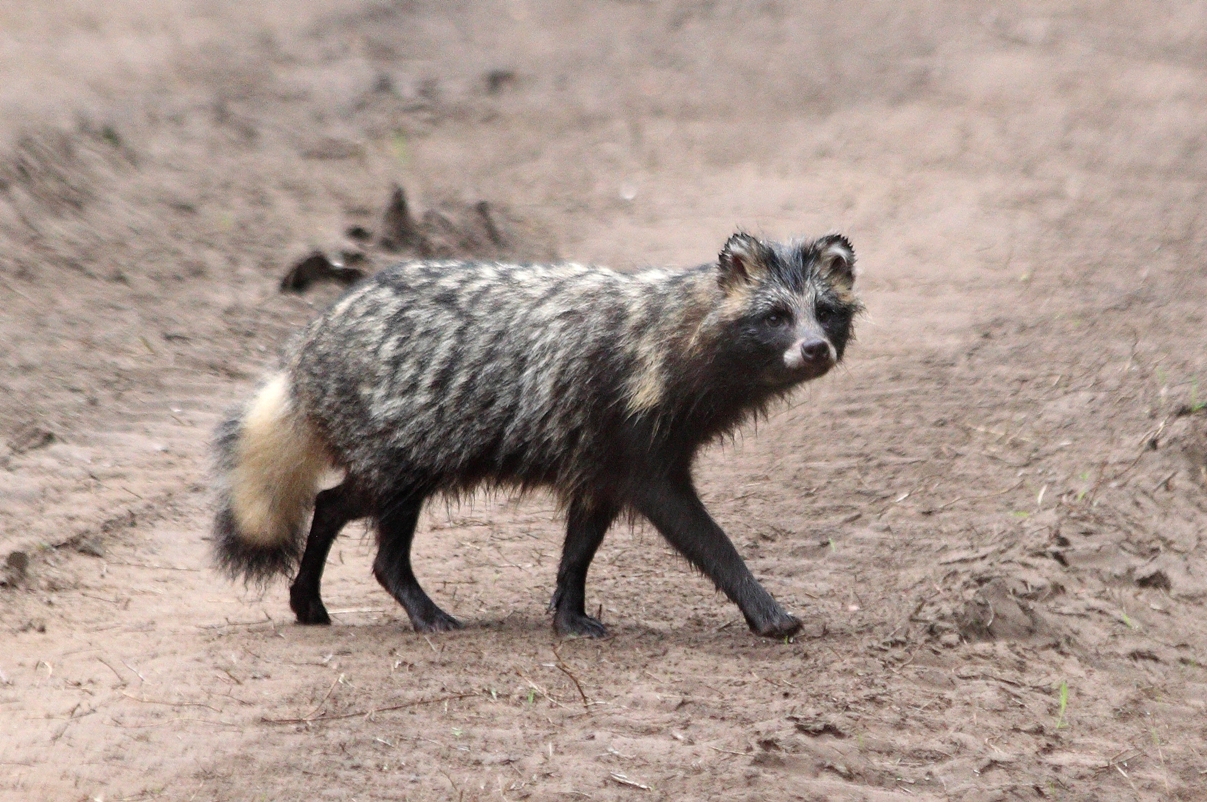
391,131,410,167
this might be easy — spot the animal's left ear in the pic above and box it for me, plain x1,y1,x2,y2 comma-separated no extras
813,234,855,292
718,232,771,291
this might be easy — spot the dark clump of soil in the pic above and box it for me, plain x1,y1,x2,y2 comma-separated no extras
283,184,549,292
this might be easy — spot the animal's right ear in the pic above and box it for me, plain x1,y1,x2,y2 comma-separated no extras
717,233,770,291
814,234,856,292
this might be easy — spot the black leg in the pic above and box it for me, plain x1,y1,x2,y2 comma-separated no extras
290,482,367,625
550,497,620,638
372,490,461,633
631,473,801,638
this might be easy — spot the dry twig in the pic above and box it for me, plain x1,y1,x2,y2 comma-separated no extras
261,692,476,725
609,773,651,791
552,643,591,711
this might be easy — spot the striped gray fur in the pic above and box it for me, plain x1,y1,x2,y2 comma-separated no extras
290,262,699,498
213,232,861,639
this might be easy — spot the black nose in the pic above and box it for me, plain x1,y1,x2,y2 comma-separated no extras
800,340,830,364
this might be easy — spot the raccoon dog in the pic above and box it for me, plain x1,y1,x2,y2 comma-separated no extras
213,232,860,639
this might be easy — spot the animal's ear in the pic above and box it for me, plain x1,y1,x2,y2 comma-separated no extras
813,234,855,291
718,232,770,290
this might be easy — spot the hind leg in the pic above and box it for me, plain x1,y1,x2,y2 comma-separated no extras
290,482,368,625
549,497,620,637
373,490,461,632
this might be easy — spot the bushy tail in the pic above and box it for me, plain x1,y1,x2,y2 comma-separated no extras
212,373,332,584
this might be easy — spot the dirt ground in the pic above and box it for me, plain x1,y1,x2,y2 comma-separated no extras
2,1,1207,799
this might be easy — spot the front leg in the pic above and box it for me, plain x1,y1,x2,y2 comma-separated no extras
631,474,801,638
549,497,620,637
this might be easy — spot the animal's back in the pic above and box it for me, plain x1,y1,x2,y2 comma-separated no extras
286,260,700,500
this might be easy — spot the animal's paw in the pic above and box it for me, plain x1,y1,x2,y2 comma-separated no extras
411,608,463,633
289,586,332,625
748,612,802,640
554,611,609,639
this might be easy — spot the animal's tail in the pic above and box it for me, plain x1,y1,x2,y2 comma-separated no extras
212,373,332,583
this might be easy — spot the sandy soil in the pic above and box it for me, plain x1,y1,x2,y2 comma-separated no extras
3,2,1207,800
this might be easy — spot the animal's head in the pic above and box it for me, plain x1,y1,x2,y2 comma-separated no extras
716,232,862,389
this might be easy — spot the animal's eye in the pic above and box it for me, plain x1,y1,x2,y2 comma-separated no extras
763,309,792,327
816,306,836,324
